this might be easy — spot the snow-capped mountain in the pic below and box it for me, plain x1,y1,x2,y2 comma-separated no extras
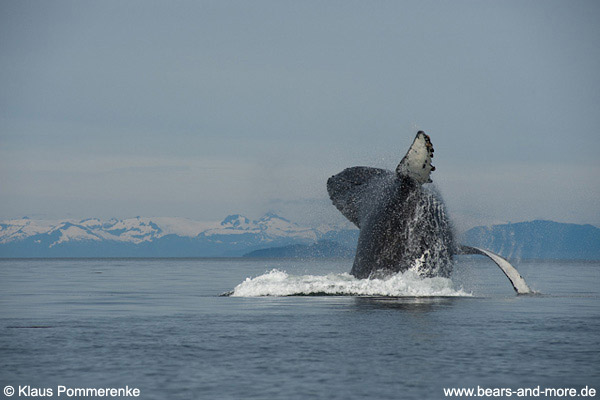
201,213,318,242
1,217,165,246
0,214,358,257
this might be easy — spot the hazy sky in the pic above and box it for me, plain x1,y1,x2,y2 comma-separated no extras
1,0,599,230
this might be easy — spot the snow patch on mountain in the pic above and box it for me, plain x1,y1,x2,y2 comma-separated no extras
0,218,64,244
79,218,103,229
50,223,103,247
202,213,318,241
148,217,220,237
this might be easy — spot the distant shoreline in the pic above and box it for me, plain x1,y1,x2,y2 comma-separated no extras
1,257,599,262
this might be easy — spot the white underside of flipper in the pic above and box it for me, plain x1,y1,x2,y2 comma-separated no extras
396,131,435,184
460,245,532,294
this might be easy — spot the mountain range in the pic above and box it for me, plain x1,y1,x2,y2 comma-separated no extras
462,220,600,260
0,213,357,258
0,215,598,259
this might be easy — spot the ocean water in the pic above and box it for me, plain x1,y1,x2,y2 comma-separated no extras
0,257,598,399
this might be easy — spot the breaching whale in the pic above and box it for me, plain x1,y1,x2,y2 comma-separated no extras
327,131,531,294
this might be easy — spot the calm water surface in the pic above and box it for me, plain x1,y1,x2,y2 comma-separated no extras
0,258,599,399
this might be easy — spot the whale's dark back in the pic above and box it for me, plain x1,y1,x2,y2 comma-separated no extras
327,166,455,278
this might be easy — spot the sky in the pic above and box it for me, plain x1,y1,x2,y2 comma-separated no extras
1,0,599,230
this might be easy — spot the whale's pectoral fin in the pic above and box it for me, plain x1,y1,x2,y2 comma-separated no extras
327,166,392,228
396,131,435,184
459,245,532,294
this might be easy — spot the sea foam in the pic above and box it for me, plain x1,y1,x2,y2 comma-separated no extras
229,269,471,297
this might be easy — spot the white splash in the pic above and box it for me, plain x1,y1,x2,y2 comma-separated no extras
230,269,471,297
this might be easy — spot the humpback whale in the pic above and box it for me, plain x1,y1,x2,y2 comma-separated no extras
327,131,531,294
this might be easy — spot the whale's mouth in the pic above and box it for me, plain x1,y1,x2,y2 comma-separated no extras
226,269,471,297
